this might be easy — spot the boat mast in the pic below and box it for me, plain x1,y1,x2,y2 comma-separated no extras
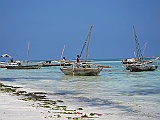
26,41,30,64
61,45,65,59
133,26,143,60
142,43,147,57
60,45,65,67
85,25,93,62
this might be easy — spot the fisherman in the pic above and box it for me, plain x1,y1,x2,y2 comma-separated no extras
11,58,13,62
76,55,80,67
62,57,66,66
63,57,66,61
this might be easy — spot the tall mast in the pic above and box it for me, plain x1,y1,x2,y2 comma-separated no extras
61,45,65,59
26,41,30,64
85,25,93,62
133,26,142,59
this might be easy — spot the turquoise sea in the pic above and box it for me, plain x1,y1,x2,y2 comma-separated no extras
0,59,160,119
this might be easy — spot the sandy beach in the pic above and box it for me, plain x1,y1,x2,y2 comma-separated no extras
0,91,49,120
0,82,107,120
1,80,160,120
0,91,133,120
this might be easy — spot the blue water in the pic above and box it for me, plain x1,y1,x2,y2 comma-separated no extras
0,59,160,119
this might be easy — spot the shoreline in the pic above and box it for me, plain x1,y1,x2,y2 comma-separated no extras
0,82,104,120
1,81,159,120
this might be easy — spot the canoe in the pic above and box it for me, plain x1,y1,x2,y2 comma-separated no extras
60,67,103,76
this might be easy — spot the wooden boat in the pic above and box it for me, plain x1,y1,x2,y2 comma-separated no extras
60,26,103,76
41,60,71,67
42,63,71,67
122,26,159,71
5,41,41,70
6,64,41,69
60,65,103,76
127,62,158,72
122,26,143,67
0,54,21,68
0,62,20,68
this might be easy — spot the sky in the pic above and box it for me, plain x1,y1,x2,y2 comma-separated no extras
0,0,160,61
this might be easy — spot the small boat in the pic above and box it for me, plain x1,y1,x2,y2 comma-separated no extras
0,54,21,68
41,60,71,67
127,60,158,72
60,26,103,76
122,26,143,67
6,64,41,69
0,62,20,68
60,65,103,76
5,41,41,70
122,26,159,71
42,63,71,67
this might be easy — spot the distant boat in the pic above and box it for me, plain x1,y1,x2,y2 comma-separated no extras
41,60,71,67
0,54,21,68
127,61,158,72
60,26,103,76
122,26,159,72
122,26,143,66
0,62,20,68
42,63,71,67
5,41,41,70
6,64,41,69
127,57,159,72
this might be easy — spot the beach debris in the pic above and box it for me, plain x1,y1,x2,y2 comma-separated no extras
56,99,64,102
76,112,83,114
77,107,83,110
57,114,61,118
81,114,88,118
90,113,103,116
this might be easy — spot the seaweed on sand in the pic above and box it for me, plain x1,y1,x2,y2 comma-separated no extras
0,82,102,119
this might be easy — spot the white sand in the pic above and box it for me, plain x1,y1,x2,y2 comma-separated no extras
0,91,103,120
0,91,125,120
0,92,54,120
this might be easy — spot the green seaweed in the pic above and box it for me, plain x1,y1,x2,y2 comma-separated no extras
0,83,4,87
57,100,64,102
77,107,83,110
4,88,16,92
43,105,51,108
57,114,61,118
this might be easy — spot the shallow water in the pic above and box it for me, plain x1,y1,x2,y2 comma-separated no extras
0,59,160,119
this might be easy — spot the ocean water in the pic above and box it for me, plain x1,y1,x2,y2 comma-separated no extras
0,59,160,119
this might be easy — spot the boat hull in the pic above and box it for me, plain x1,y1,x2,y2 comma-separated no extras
6,65,41,69
60,67,103,76
0,62,20,68
127,65,158,72
42,63,71,67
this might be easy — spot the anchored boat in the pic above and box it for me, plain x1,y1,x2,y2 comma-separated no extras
122,26,159,72
60,26,103,76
